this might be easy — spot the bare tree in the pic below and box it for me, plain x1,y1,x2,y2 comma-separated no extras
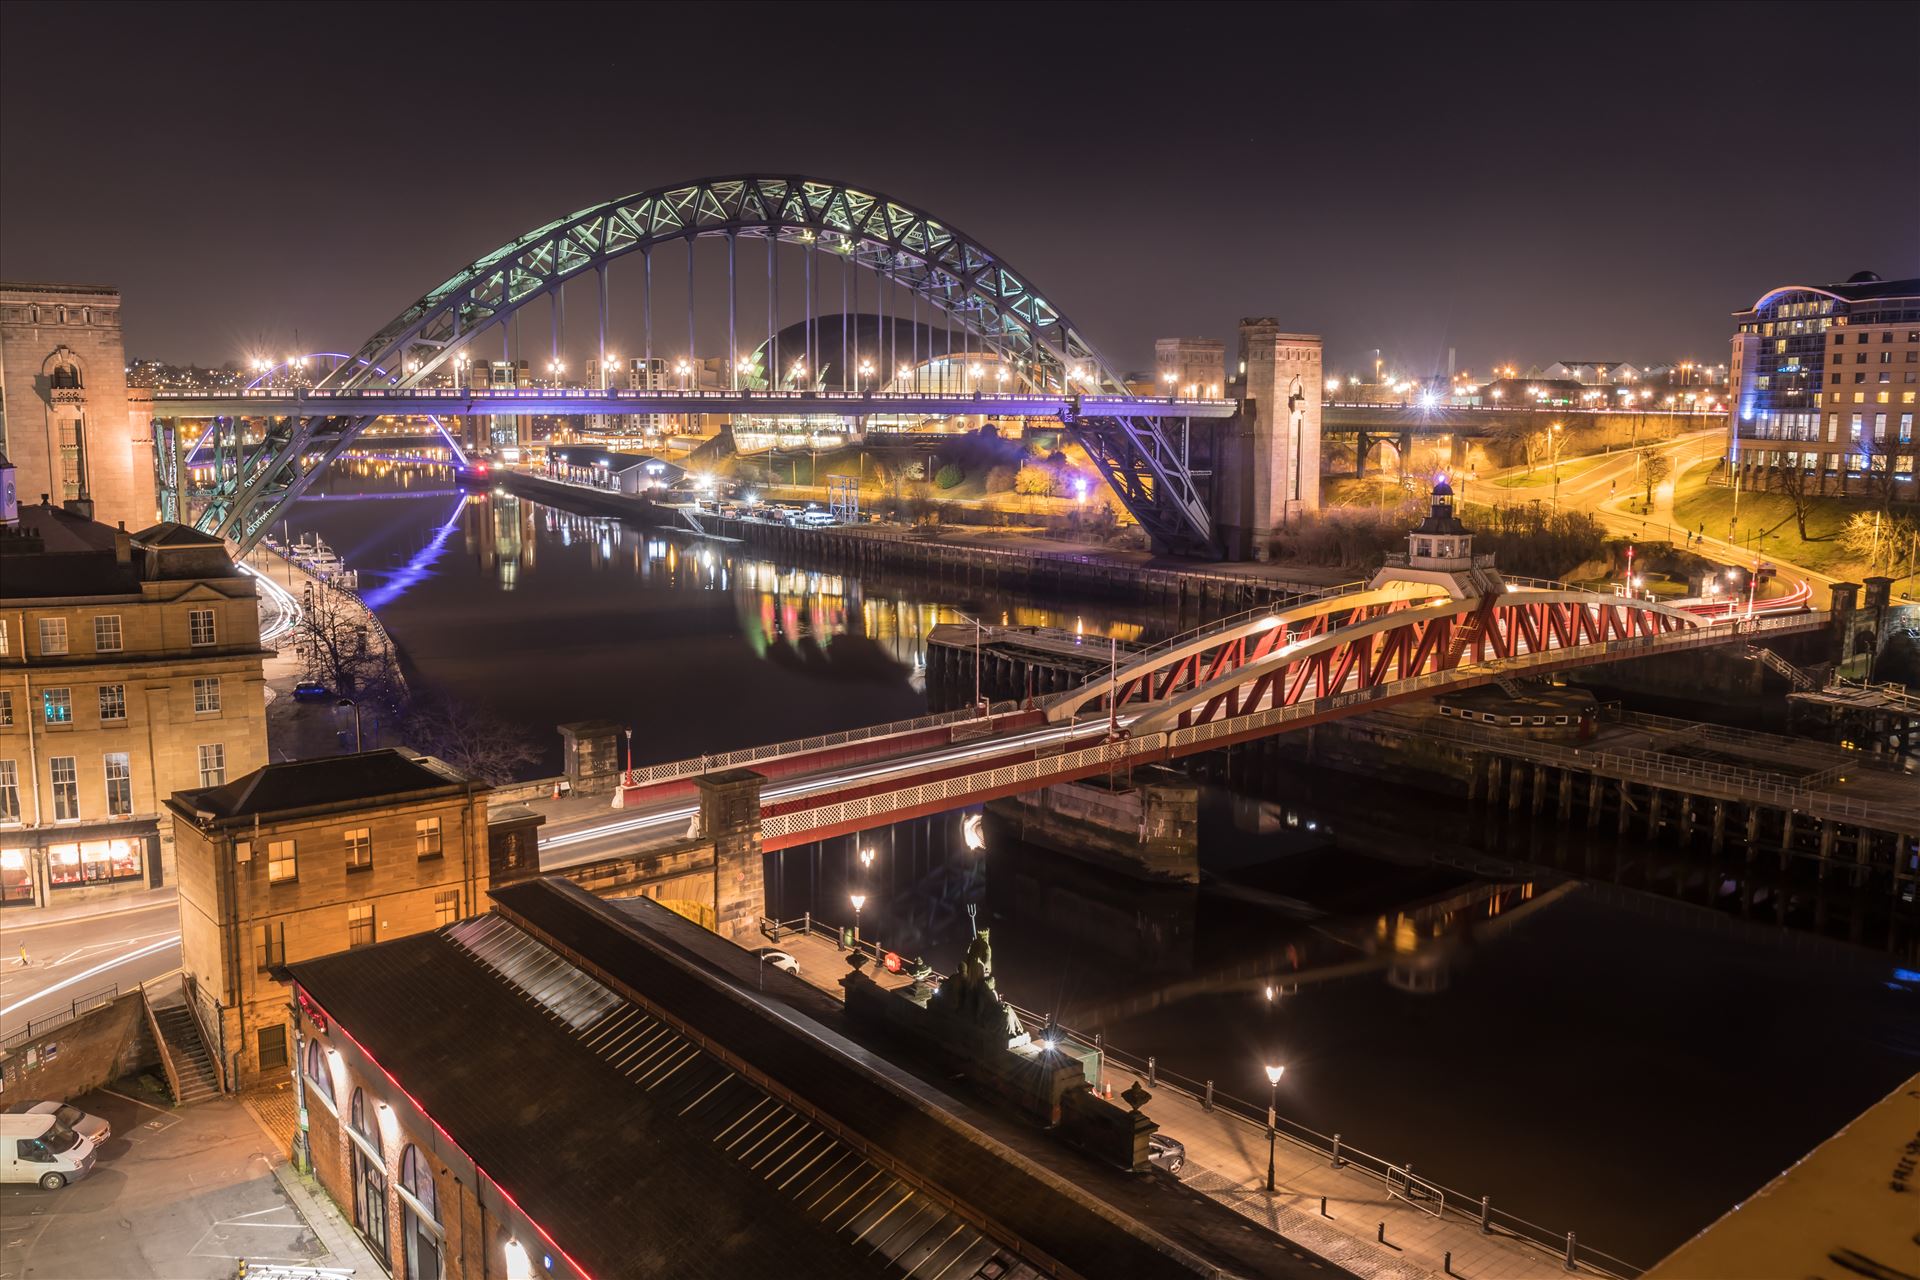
292,582,398,698
1768,458,1819,542
400,692,541,785
1639,449,1671,506
1857,433,1906,517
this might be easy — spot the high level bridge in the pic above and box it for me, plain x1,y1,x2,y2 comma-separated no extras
151,174,1241,556
538,485,1827,899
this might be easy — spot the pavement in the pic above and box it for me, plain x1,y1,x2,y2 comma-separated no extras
0,1085,381,1280
764,926,1605,1279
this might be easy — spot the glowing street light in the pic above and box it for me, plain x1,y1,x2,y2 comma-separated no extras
850,892,866,943
1263,1063,1286,1193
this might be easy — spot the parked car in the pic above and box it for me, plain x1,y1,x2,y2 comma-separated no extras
0,1111,97,1189
4,1099,110,1147
799,509,837,527
753,947,800,976
1147,1133,1185,1175
292,681,331,701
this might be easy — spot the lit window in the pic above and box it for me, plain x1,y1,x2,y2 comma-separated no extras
197,743,225,786
93,615,122,653
0,761,20,823
0,690,11,728
188,608,216,647
39,617,68,656
98,684,126,722
50,756,79,821
347,902,375,948
43,688,72,725
345,828,371,871
104,753,132,816
415,816,442,858
434,889,461,926
193,676,221,713
267,839,297,884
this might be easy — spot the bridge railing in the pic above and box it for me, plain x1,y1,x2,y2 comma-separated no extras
0,985,120,1052
153,387,1236,409
619,701,1024,791
1068,578,1372,680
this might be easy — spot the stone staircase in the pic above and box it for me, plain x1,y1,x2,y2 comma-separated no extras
1747,644,1817,691
148,998,221,1105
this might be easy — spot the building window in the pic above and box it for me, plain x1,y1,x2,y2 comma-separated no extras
42,688,72,725
0,690,11,728
399,1145,442,1280
93,615,123,653
193,677,221,714
98,684,126,723
188,608,216,647
415,816,442,859
0,619,8,655
349,1090,389,1265
345,828,372,872
257,1023,289,1072
38,617,68,656
258,921,285,970
434,890,461,926
0,761,20,824
1,845,31,904
303,1037,338,1113
197,743,225,786
266,839,297,884
50,757,78,821
45,838,142,887
347,902,375,948
104,754,132,816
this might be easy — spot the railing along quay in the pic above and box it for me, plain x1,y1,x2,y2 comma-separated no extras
759,914,1641,1278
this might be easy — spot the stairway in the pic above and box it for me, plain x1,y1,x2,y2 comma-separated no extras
1747,645,1816,691
150,1001,222,1104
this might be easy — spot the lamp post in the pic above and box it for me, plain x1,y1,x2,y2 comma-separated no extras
850,893,866,946
1264,1064,1285,1193
335,698,362,753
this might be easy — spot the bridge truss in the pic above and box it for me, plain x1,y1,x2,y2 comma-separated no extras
166,175,1219,554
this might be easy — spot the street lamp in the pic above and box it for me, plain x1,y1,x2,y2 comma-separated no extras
850,893,866,944
1264,1064,1286,1193
859,846,874,873
335,697,363,753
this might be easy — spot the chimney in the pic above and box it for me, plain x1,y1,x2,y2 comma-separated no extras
115,521,132,565
64,497,95,520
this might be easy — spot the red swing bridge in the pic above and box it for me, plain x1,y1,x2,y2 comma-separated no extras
537,479,1824,865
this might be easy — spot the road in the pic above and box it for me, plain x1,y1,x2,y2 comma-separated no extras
0,899,181,1037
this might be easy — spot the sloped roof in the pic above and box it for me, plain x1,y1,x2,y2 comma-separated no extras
169,749,477,824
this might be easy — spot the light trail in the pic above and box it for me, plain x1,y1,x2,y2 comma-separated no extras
0,936,179,1020
241,559,303,644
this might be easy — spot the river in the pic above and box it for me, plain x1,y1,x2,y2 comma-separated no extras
289,465,1920,1269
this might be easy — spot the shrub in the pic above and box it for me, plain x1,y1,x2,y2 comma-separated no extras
984,465,1016,494
935,463,965,490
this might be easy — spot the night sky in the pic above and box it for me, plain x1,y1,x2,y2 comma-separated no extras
3,1,1914,376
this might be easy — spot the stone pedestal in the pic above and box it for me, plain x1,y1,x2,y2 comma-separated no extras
697,769,766,941
1214,321,1322,560
557,720,625,794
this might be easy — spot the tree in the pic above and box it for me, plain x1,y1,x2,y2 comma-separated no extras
984,464,1016,494
1857,432,1905,517
1489,412,1549,473
1640,448,1671,505
1841,511,1920,575
400,692,541,785
292,581,399,700
1014,464,1057,496
934,463,965,490
1768,457,1818,541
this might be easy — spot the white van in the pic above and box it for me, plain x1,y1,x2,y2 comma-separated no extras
0,1111,97,1189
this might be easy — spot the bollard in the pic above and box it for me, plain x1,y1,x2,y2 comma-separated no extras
1319,1195,1327,1217
1480,1194,1490,1234
1377,1222,1386,1245
1331,1133,1344,1168
1147,1055,1157,1086
803,911,811,938
1565,1231,1576,1271
1094,1031,1103,1056
1445,1251,1452,1276
1203,1079,1214,1112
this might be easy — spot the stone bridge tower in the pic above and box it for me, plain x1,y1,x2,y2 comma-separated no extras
1213,319,1322,560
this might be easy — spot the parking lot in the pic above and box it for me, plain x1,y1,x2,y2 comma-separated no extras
0,1088,363,1280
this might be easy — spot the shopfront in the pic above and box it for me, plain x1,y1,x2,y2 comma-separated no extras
0,823,159,910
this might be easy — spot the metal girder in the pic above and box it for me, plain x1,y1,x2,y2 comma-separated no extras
194,174,1213,553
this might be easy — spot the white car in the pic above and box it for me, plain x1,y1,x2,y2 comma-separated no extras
3,1099,109,1147
754,947,800,976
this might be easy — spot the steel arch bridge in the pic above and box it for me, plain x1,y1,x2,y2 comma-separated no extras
174,175,1220,554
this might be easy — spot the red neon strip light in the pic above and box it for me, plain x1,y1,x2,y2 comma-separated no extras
296,985,599,1280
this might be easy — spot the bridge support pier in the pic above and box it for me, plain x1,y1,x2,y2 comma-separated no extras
1586,774,1603,829
697,769,767,942
1616,781,1634,836
1557,770,1573,822
1645,789,1662,841
1710,801,1727,857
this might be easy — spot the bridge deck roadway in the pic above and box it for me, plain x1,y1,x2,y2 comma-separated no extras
146,389,1238,420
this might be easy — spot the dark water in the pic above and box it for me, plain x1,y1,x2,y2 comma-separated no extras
287,463,1155,773
297,465,1919,1270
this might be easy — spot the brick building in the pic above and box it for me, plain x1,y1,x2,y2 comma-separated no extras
0,282,157,529
1,472,268,910
168,749,490,1088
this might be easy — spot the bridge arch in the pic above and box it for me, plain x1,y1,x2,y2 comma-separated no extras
323,175,1124,398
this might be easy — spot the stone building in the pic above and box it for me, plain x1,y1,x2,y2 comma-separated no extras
0,282,156,529
167,749,490,1087
1154,336,1226,399
0,470,268,911
1214,320,1322,559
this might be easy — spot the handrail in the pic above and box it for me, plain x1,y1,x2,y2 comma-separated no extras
138,982,186,1107
756,914,1640,1277
0,984,119,1051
